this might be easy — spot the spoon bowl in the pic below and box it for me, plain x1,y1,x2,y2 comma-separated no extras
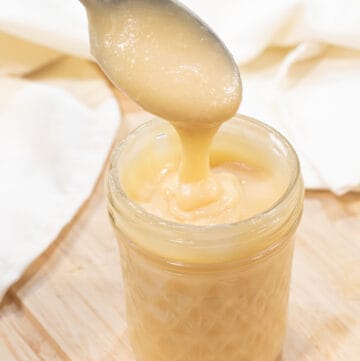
80,0,242,127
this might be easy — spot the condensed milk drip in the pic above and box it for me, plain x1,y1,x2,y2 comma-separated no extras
82,0,287,224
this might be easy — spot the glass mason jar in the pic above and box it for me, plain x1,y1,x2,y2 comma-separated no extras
106,115,304,361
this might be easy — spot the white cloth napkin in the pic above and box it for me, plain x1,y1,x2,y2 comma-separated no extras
0,2,119,301
0,0,359,300
0,78,119,300
0,0,90,59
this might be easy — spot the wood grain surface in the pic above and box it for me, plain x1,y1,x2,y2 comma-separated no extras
0,90,359,361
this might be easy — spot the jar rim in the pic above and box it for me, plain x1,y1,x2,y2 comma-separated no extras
107,113,301,234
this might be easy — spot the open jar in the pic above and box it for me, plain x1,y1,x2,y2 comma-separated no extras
106,115,304,361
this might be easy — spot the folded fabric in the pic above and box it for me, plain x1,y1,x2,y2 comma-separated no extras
0,0,90,58
0,76,119,301
239,44,360,193
0,23,120,301
182,0,360,64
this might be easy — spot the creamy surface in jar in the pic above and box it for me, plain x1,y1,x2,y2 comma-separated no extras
137,164,284,225
83,0,282,223
122,129,288,225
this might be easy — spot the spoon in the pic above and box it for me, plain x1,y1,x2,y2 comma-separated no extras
80,0,242,128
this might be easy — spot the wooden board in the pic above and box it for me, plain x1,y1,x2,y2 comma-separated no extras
0,90,359,361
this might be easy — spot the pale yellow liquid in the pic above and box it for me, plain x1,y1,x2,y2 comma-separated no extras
122,129,287,225
83,1,292,360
